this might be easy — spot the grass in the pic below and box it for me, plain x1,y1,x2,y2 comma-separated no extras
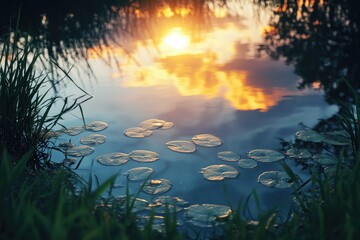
0,27,90,171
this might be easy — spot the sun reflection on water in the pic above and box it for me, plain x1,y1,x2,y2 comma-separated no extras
93,3,295,112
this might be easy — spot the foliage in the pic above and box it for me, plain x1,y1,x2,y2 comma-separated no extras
0,29,90,170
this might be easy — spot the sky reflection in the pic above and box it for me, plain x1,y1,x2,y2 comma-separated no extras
94,7,302,112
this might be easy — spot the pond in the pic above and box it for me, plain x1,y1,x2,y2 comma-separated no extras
3,0,359,229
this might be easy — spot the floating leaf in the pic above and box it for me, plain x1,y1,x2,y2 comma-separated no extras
295,129,324,143
126,167,154,181
130,150,160,162
160,122,174,130
42,130,62,139
66,145,94,157
238,158,257,168
97,152,129,166
321,131,350,146
248,149,285,162
80,134,107,146
166,140,196,153
124,127,153,138
192,134,222,147
185,204,231,227
257,171,293,188
312,153,338,165
58,142,75,150
61,126,85,136
201,164,238,181
86,121,108,132
286,147,312,159
142,179,172,195
149,196,189,213
217,151,240,162
140,119,166,130
63,158,76,165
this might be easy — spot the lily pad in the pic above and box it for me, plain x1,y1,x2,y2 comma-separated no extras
238,158,258,168
97,152,129,166
192,134,222,147
159,122,174,130
295,129,324,143
61,126,85,136
42,130,62,139
149,196,188,213
80,134,107,146
248,149,285,162
166,140,196,153
124,127,153,138
86,121,108,132
201,164,239,181
257,171,293,189
321,131,350,146
142,179,172,195
140,119,166,130
58,142,75,150
185,204,231,227
286,147,312,159
129,150,160,162
125,167,154,181
312,153,338,165
66,145,94,157
217,151,240,162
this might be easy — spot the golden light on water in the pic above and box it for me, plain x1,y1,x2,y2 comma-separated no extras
91,3,294,112
162,28,190,51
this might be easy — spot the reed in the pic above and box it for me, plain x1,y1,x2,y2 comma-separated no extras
0,29,90,171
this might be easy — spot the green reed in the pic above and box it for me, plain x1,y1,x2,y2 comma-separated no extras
0,30,90,170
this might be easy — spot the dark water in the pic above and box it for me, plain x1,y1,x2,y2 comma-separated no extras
3,0,359,220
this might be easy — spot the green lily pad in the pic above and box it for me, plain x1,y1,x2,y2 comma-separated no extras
192,134,222,147
201,164,239,181
97,152,129,166
295,129,324,143
185,204,231,227
125,167,154,181
248,149,285,162
149,196,189,213
217,151,240,162
140,119,166,130
257,171,293,189
66,145,94,157
129,150,160,162
80,134,107,146
124,127,153,138
142,179,172,195
166,140,196,153
61,126,85,136
312,153,338,165
286,147,312,159
321,131,350,146
238,158,258,168
86,121,108,132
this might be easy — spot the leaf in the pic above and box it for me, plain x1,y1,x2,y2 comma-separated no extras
192,134,222,147
248,149,285,162
166,140,196,153
97,152,129,166
201,164,239,181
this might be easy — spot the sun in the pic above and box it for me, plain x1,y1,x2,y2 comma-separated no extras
162,28,190,50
